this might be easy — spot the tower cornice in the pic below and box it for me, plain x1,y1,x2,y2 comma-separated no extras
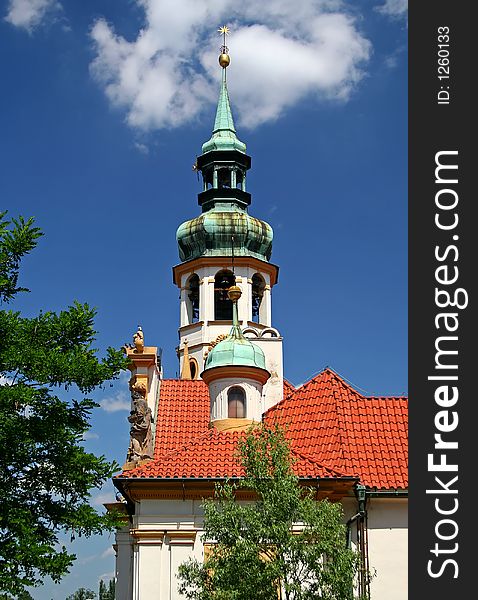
172,255,279,288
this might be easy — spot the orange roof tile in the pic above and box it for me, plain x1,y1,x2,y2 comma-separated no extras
118,370,407,491
152,379,210,460
121,428,347,480
265,369,408,490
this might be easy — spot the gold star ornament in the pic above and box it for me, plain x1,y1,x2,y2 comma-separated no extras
218,25,231,68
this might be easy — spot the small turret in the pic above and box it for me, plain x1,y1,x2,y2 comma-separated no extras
201,286,270,431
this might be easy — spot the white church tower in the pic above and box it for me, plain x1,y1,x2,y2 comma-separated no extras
173,33,283,410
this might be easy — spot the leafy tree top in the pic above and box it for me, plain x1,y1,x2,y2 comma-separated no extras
0,214,127,598
179,424,370,600
0,211,42,303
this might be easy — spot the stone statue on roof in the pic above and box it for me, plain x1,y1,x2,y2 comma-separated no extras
125,378,153,464
133,325,144,353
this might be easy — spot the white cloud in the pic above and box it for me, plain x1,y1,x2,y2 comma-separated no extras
90,0,371,131
4,0,62,32
100,389,130,413
82,430,100,440
384,44,406,69
134,141,150,154
92,491,116,506
101,546,115,559
376,0,408,18
98,571,115,583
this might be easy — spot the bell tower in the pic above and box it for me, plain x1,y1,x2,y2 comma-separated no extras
173,27,283,410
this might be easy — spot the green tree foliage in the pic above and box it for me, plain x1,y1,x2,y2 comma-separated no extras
178,425,367,600
99,578,115,600
0,213,127,598
66,588,96,600
0,211,42,303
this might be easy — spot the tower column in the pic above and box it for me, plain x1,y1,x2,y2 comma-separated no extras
180,285,189,326
237,277,248,324
262,285,272,326
205,276,215,322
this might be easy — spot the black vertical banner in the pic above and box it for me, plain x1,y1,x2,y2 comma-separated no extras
409,2,474,598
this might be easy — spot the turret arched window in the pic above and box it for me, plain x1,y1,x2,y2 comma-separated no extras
228,386,246,418
252,273,266,323
187,274,200,323
214,270,235,321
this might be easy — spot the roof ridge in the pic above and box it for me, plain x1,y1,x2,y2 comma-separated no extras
290,447,352,479
262,386,296,417
263,368,332,417
331,377,349,473
366,395,409,400
264,367,363,418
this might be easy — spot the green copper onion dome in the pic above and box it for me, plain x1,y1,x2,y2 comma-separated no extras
203,287,267,372
177,205,273,262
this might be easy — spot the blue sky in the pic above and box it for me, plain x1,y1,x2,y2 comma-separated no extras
1,0,407,597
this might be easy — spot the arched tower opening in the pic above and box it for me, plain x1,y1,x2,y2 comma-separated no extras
214,270,235,321
251,273,266,323
186,273,200,324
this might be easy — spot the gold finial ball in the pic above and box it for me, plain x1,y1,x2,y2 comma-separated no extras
219,53,230,68
227,285,242,302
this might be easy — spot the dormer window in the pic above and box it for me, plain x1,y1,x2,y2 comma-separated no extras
228,386,246,418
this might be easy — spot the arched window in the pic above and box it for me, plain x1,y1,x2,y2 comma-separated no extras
189,357,198,380
252,274,265,323
214,270,235,321
228,386,246,418
187,274,200,323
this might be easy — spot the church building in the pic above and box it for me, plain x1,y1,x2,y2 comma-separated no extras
108,33,408,600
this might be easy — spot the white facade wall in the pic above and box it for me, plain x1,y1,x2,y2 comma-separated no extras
367,498,408,600
116,497,407,600
245,336,284,411
115,528,133,600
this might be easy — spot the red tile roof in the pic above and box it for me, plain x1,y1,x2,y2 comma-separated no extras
118,369,407,491
152,379,210,460
265,369,408,490
121,428,346,480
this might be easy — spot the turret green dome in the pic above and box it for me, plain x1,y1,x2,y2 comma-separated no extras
176,205,273,263
205,334,267,371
